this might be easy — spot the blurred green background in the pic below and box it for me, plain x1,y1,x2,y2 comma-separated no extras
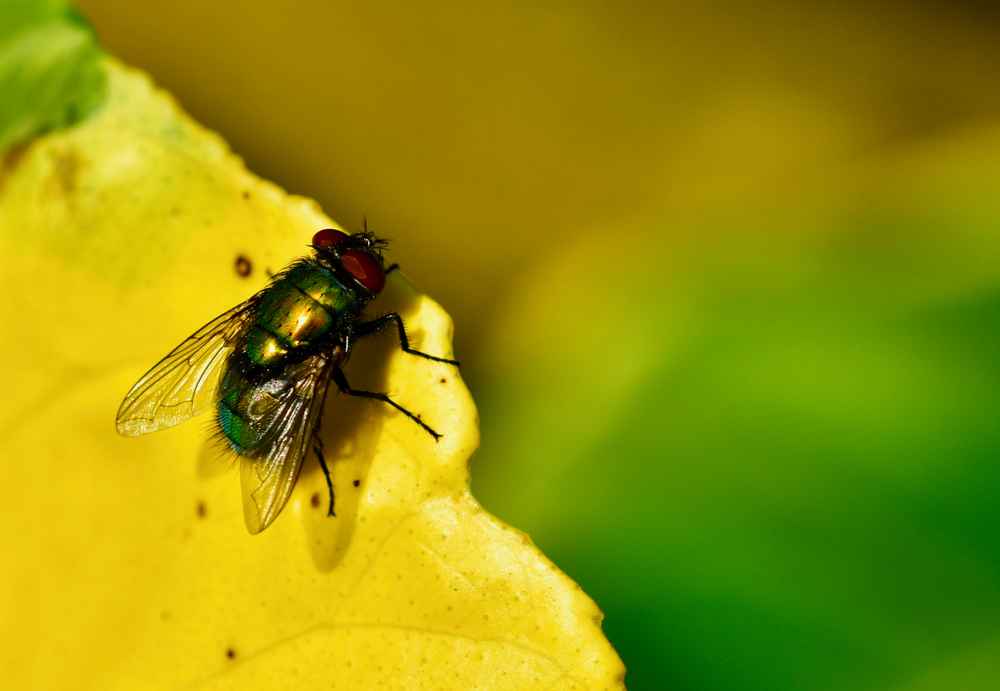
69,1,1000,689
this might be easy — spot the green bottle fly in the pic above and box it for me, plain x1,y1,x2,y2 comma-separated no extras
116,229,460,533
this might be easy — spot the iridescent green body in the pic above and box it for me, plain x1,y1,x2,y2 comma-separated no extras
216,259,358,454
115,228,456,535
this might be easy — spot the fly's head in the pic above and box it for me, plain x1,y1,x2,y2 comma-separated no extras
311,228,388,298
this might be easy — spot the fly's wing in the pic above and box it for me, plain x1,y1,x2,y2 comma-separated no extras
240,354,332,534
115,298,257,436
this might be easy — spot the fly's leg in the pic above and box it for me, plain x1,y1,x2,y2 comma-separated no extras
355,312,460,366
313,366,336,517
385,263,399,275
332,367,441,441
312,433,336,517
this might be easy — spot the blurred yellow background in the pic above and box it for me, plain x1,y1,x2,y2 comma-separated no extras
65,2,1000,689
75,1,1000,368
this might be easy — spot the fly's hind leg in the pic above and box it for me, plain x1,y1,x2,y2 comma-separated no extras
354,312,460,366
313,433,336,517
313,368,336,517
332,367,441,441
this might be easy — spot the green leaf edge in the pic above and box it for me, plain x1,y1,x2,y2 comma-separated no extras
0,0,107,152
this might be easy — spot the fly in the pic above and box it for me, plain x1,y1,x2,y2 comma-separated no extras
116,229,459,533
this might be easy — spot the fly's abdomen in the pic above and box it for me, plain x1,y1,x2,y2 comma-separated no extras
217,367,263,454
216,365,289,455
243,261,355,368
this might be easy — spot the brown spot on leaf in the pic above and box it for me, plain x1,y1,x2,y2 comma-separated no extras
310,492,321,508
440,378,447,384
234,255,253,278
195,501,207,518
352,479,360,488
225,648,236,660
241,190,250,200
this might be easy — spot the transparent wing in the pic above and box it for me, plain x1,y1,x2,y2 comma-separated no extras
116,298,257,436
239,354,333,534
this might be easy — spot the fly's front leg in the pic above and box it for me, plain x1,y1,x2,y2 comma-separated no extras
355,312,460,366
332,367,441,441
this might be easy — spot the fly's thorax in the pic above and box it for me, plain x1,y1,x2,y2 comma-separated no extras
283,261,357,314
242,261,360,368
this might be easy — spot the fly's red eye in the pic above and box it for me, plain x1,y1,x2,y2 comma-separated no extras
340,249,385,294
312,228,349,249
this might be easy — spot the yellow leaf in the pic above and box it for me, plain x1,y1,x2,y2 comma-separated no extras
0,58,625,690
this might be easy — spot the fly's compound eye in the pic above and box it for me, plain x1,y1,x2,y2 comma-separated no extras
312,228,349,249
340,249,386,294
